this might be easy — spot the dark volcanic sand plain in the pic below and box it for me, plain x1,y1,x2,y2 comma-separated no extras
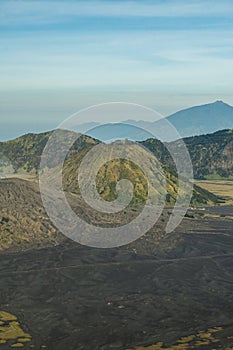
0,204,233,349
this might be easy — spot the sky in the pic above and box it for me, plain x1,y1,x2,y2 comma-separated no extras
1,0,233,140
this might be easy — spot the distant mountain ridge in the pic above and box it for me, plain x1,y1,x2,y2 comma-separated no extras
167,100,233,139
75,100,233,141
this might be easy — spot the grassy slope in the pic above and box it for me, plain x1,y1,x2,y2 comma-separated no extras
0,131,220,206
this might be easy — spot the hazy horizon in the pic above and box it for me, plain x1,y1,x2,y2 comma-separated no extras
0,99,232,142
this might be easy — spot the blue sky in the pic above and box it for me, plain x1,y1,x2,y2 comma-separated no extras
1,0,233,139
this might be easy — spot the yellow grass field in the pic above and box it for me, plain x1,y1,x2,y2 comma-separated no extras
195,180,233,204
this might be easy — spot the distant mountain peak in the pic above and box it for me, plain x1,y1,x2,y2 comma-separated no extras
164,100,233,139
213,100,228,105
188,100,231,110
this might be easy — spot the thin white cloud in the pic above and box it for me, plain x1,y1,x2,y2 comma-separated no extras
0,0,233,25
0,5,233,95
1,28,233,67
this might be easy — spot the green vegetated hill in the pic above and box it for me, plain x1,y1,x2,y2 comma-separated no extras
0,130,220,205
62,142,219,206
60,138,218,206
0,132,52,174
181,129,233,179
62,142,172,205
141,129,233,180
0,130,223,251
169,129,233,180
0,130,99,174
2,129,232,181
